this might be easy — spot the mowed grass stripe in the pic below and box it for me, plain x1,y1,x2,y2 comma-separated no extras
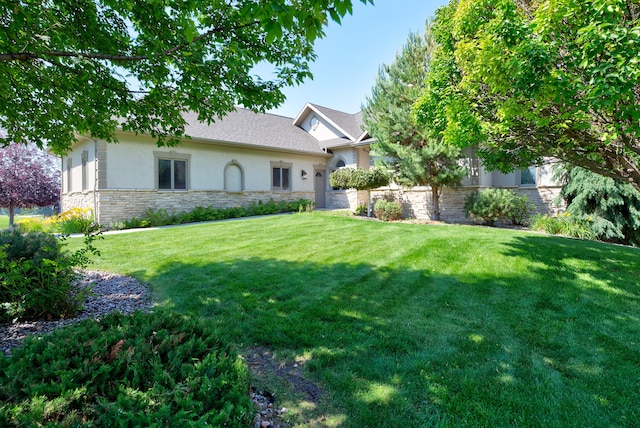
68,212,640,427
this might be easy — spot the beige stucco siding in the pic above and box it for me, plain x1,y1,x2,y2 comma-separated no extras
104,137,153,189
62,139,95,194
103,134,326,193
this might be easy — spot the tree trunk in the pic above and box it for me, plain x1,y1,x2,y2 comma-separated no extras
8,203,15,230
430,186,441,221
367,190,372,217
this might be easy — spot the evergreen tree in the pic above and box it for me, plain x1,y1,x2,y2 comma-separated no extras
362,20,466,221
559,166,640,247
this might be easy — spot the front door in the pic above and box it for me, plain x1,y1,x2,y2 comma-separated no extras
314,170,326,208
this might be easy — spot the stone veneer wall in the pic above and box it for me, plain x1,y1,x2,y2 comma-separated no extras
326,189,367,211
368,186,564,222
62,190,314,227
60,192,96,216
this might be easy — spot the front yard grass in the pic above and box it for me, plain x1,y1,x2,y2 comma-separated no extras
70,213,639,427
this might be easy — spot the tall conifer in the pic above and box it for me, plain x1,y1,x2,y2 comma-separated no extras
363,20,466,220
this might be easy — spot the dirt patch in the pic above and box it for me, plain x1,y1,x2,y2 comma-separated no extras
244,347,323,403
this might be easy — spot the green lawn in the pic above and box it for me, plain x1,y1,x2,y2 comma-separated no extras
71,212,640,427
0,215,9,229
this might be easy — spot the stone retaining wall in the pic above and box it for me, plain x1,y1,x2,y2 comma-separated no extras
366,186,564,222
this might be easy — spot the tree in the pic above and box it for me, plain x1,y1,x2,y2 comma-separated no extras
558,166,640,246
0,142,60,228
362,21,466,220
415,0,640,192
329,167,391,216
0,0,372,155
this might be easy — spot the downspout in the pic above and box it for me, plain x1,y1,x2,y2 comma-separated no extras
93,139,99,225
59,155,63,215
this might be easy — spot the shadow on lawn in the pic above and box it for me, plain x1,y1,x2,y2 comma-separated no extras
133,236,640,427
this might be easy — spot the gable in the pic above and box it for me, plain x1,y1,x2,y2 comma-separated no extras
292,103,367,145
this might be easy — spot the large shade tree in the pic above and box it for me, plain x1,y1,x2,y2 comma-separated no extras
363,21,466,220
415,0,640,192
0,142,60,228
0,0,372,155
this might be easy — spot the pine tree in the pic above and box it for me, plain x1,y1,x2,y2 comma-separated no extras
362,20,466,221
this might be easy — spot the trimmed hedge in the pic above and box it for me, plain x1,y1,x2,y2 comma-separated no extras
0,311,254,427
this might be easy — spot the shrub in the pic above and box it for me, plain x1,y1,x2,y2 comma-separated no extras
464,188,516,226
143,208,175,227
0,311,254,427
329,167,391,190
374,200,402,221
0,228,100,322
116,199,315,230
531,213,597,241
509,194,536,226
354,204,368,216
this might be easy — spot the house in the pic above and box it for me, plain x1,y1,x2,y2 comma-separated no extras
60,103,562,226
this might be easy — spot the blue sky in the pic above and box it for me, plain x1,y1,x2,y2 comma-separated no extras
264,0,449,118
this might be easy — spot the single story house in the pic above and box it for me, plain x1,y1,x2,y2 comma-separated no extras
61,103,562,226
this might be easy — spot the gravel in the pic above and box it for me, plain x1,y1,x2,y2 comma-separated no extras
0,270,153,356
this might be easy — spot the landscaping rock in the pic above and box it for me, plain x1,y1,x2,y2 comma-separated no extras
0,270,153,356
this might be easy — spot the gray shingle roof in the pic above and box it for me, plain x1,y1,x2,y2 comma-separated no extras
318,137,353,149
182,109,327,155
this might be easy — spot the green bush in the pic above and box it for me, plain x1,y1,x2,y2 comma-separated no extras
374,200,402,221
464,188,516,226
354,204,368,216
0,228,100,322
0,311,254,427
329,167,391,190
509,194,536,226
464,188,534,226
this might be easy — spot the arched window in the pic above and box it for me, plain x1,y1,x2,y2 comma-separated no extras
224,160,244,192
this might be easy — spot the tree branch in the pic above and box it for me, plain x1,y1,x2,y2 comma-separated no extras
0,20,261,63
